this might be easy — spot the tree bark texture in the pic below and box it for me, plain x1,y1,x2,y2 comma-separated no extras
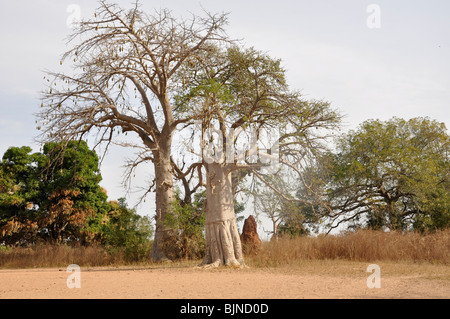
150,151,175,261
201,163,245,267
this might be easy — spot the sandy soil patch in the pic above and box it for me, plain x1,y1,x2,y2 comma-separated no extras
0,261,448,299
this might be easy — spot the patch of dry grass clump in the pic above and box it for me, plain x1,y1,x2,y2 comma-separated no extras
247,229,450,267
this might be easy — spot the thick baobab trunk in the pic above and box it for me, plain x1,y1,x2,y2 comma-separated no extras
201,163,245,267
150,151,175,261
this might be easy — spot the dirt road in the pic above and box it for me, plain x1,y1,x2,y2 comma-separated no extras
0,261,449,299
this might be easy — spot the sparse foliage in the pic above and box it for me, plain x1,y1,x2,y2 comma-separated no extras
175,44,341,266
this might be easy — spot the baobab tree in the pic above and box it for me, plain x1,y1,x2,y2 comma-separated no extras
36,1,229,261
175,46,341,267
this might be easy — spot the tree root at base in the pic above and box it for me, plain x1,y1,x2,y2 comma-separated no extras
201,217,246,269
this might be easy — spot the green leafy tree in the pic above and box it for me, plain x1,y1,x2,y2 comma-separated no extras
0,147,43,245
164,190,206,260
37,140,110,244
1,141,154,258
324,117,450,232
102,198,154,262
277,203,316,238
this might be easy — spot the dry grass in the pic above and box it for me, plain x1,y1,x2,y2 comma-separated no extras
0,245,123,269
1,229,448,269
246,229,450,267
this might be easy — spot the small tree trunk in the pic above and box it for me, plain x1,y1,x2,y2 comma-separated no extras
271,216,279,241
201,163,245,267
150,151,175,261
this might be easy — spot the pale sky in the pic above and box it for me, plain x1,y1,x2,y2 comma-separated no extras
1,0,449,238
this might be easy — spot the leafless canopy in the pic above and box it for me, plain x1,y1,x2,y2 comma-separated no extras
36,0,229,193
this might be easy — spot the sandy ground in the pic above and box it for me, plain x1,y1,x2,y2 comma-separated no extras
0,261,449,299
